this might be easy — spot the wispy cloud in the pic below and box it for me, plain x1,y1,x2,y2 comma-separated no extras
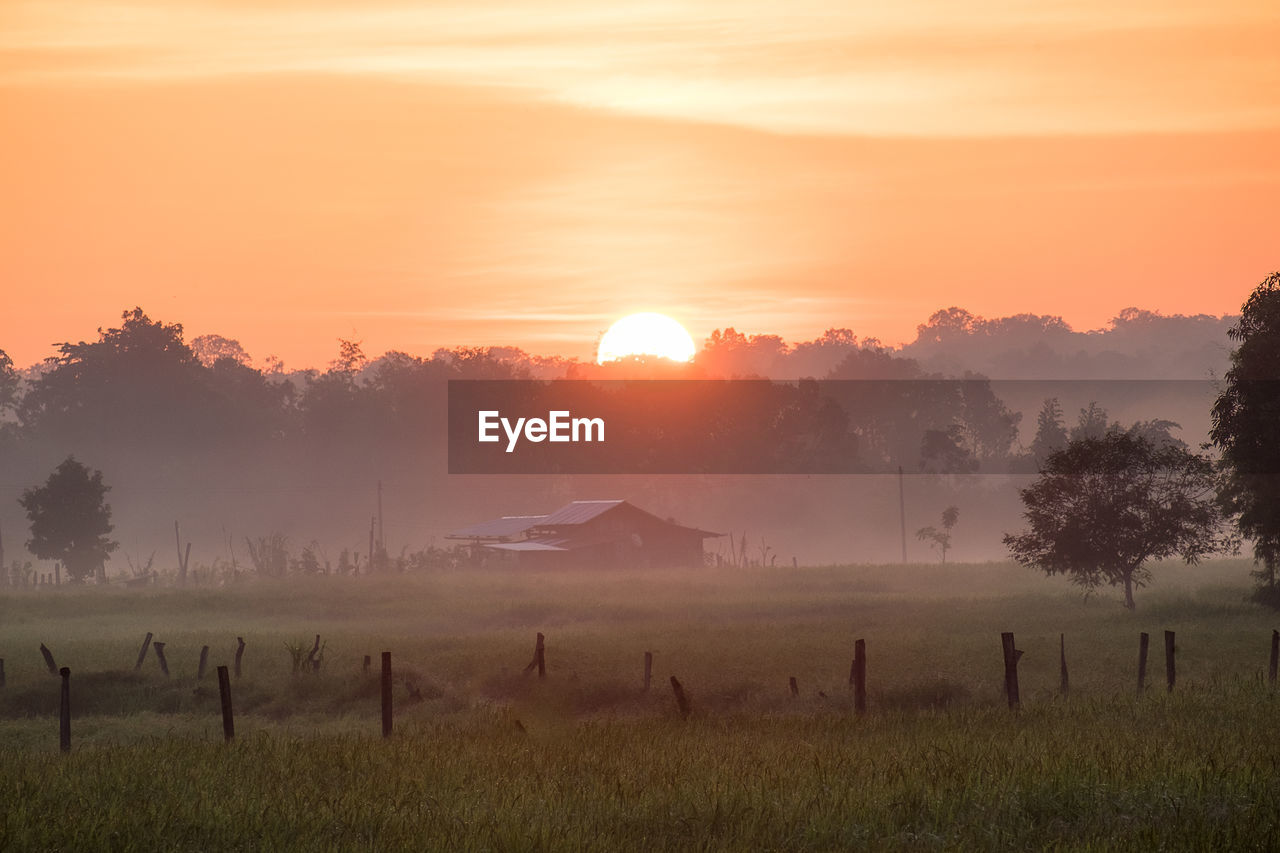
3,0,1278,135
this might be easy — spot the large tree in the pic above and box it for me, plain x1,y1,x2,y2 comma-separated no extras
1004,432,1232,610
19,457,118,582
1210,271,1280,605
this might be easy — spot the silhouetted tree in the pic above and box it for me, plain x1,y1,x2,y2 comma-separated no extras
190,334,251,367
19,457,118,582
1004,433,1232,610
917,505,959,563
1210,271,1280,606
1030,398,1068,468
1070,402,1113,442
0,348,17,413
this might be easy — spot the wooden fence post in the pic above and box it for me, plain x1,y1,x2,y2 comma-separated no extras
307,635,322,673
789,676,799,698
1137,632,1149,694
1164,630,1176,692
197,645,210,680
643,651,652,693
1059,633,1069,696
40,643,57,675
0,658,5,688
1001,632,1020,710
154,641,170,677
670,675,691,719
1270,630,1279,686
59,667,71,753
235,637,246,679
523,633,546,678
853,638,867,715
134,632,153,671
217,665,234,742
381,651,393,738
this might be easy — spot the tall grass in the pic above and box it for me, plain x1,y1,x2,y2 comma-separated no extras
0,558,1276,849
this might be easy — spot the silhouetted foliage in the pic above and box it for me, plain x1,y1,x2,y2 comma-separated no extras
19,456,118,582
917,505,959,563
0,348,18,413
190,334,251,367
1030,398,1068,468
1210,271,1280,606
1004,433,1233,610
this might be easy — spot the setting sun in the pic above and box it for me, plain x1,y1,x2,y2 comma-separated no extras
596,313,696,364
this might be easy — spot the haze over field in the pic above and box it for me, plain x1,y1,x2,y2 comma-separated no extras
1,0,1276,574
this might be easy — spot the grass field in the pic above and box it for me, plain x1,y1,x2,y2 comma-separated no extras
2,559,1278,850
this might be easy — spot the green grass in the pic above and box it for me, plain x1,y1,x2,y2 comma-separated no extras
1,559,1278,850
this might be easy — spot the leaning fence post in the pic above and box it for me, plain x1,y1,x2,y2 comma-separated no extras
1059,633,1069,696
40,643,57,675
381,651,393,738
1164,630,1176,692
670,675,691,719
59,667,71,753
643,651,652,693
1137,632,1149,694
789,676,799,698
134,632,153,671
197,645,210,680
235,637,246,679
1270,630,1279,686
853,638,867,715
1001,632,1020,710
154,641,170,677
523,633,546,678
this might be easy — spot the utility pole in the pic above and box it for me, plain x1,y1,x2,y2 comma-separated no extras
898,466,907,564
376,480,385,554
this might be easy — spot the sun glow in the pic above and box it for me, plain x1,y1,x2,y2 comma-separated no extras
596,312,696,364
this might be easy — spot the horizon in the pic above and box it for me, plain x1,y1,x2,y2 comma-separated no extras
1,301,1247,373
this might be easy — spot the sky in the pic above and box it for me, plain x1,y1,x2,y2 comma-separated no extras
2,0,1278,369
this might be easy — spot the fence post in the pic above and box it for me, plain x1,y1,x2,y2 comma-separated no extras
643,651,652,693
670,675,691,719
523,633,546,678
853,638,867,715
363,654,371,675
235,637,246,679
0,658,5,688
1001,632,1020,710
59,667,71,753
40,643,56,675
134,632,153,671
1060,633,1069,696
197,645,210,680
1164,630,1176,692
307,635,322,673
789,676,799,698
1269,630,1278,686
1137,632,1149,694
154,642,170,677
381,651,393,738
217,665,234,742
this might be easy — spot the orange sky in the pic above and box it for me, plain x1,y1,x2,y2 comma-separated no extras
2,0,1278,369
